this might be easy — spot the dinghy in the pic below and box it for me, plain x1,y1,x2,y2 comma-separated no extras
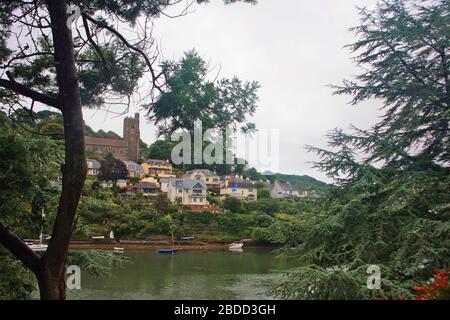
28,243,48,252
228,243,244,250
157,249,179,254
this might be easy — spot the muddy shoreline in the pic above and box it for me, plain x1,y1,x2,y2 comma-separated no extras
69,241,281,251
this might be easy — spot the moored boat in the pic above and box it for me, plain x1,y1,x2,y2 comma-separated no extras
157,249,179,254
228,243,244,250
28,243,48,252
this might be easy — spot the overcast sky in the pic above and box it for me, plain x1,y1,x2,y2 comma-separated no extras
82,0,384,183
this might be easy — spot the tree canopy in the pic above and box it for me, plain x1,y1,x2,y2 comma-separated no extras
274,0,450,300
148,50,260,137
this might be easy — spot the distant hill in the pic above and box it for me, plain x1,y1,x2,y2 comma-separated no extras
270,173,329,191
84,126,121,140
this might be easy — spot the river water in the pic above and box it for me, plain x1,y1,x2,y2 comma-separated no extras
68,248,297,300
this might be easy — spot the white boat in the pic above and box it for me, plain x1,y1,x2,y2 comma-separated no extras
228,243,244,250
28,244,48,252
113,247,125,253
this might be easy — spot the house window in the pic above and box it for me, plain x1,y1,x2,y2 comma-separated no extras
177,188,183,193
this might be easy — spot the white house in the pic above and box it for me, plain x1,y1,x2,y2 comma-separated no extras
269,181,300,199
166,179,208,206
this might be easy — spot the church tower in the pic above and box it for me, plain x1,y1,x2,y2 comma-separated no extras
123,113,140,161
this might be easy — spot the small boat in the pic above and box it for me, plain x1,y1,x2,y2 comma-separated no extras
228,243,244,250
179,236,195,241
113,247,125,253
28,244,48,252
157,249,179,254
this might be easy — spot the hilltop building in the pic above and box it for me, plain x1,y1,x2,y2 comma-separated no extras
85,113,140,161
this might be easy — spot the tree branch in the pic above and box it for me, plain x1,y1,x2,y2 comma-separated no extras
0,78,60,109
82,13,162,93
0,222,41,273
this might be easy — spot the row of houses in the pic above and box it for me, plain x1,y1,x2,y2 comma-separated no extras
87,159,318,212
87,158,176,179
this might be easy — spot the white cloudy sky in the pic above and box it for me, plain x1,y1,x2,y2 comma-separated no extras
82,0,384,183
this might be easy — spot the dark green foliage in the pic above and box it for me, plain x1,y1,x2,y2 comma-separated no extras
243,199,281,216
148,139,175,160
217,213,253,236
0,250,34,300
271,173,328,191
254,214,275,228
258,188,270,199
223,197,243,213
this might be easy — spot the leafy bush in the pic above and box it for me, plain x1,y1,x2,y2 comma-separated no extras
223,197,242,213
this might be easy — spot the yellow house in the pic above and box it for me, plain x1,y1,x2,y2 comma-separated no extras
141,159,176,178
220,181,257,201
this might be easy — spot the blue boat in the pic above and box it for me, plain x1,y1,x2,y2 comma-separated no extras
157,249,179,254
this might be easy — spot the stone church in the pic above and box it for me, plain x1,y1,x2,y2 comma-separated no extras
85,113,140,161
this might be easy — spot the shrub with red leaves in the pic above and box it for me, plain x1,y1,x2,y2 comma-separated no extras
415,267,450,300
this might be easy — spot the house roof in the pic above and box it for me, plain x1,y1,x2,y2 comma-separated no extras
122,160,144,173
219,175,244,182
184,169,216,177
85,136,127,147
274,181,298,192
145,159,171,165
132,182,158,190
86,159,101,169
169,179,206,189
229,181,256,189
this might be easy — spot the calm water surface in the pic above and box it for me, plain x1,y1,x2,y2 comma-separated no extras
68,248,297,300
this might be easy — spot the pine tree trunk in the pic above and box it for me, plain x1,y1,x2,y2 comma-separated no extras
39,0,87,300
36,263,67,300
